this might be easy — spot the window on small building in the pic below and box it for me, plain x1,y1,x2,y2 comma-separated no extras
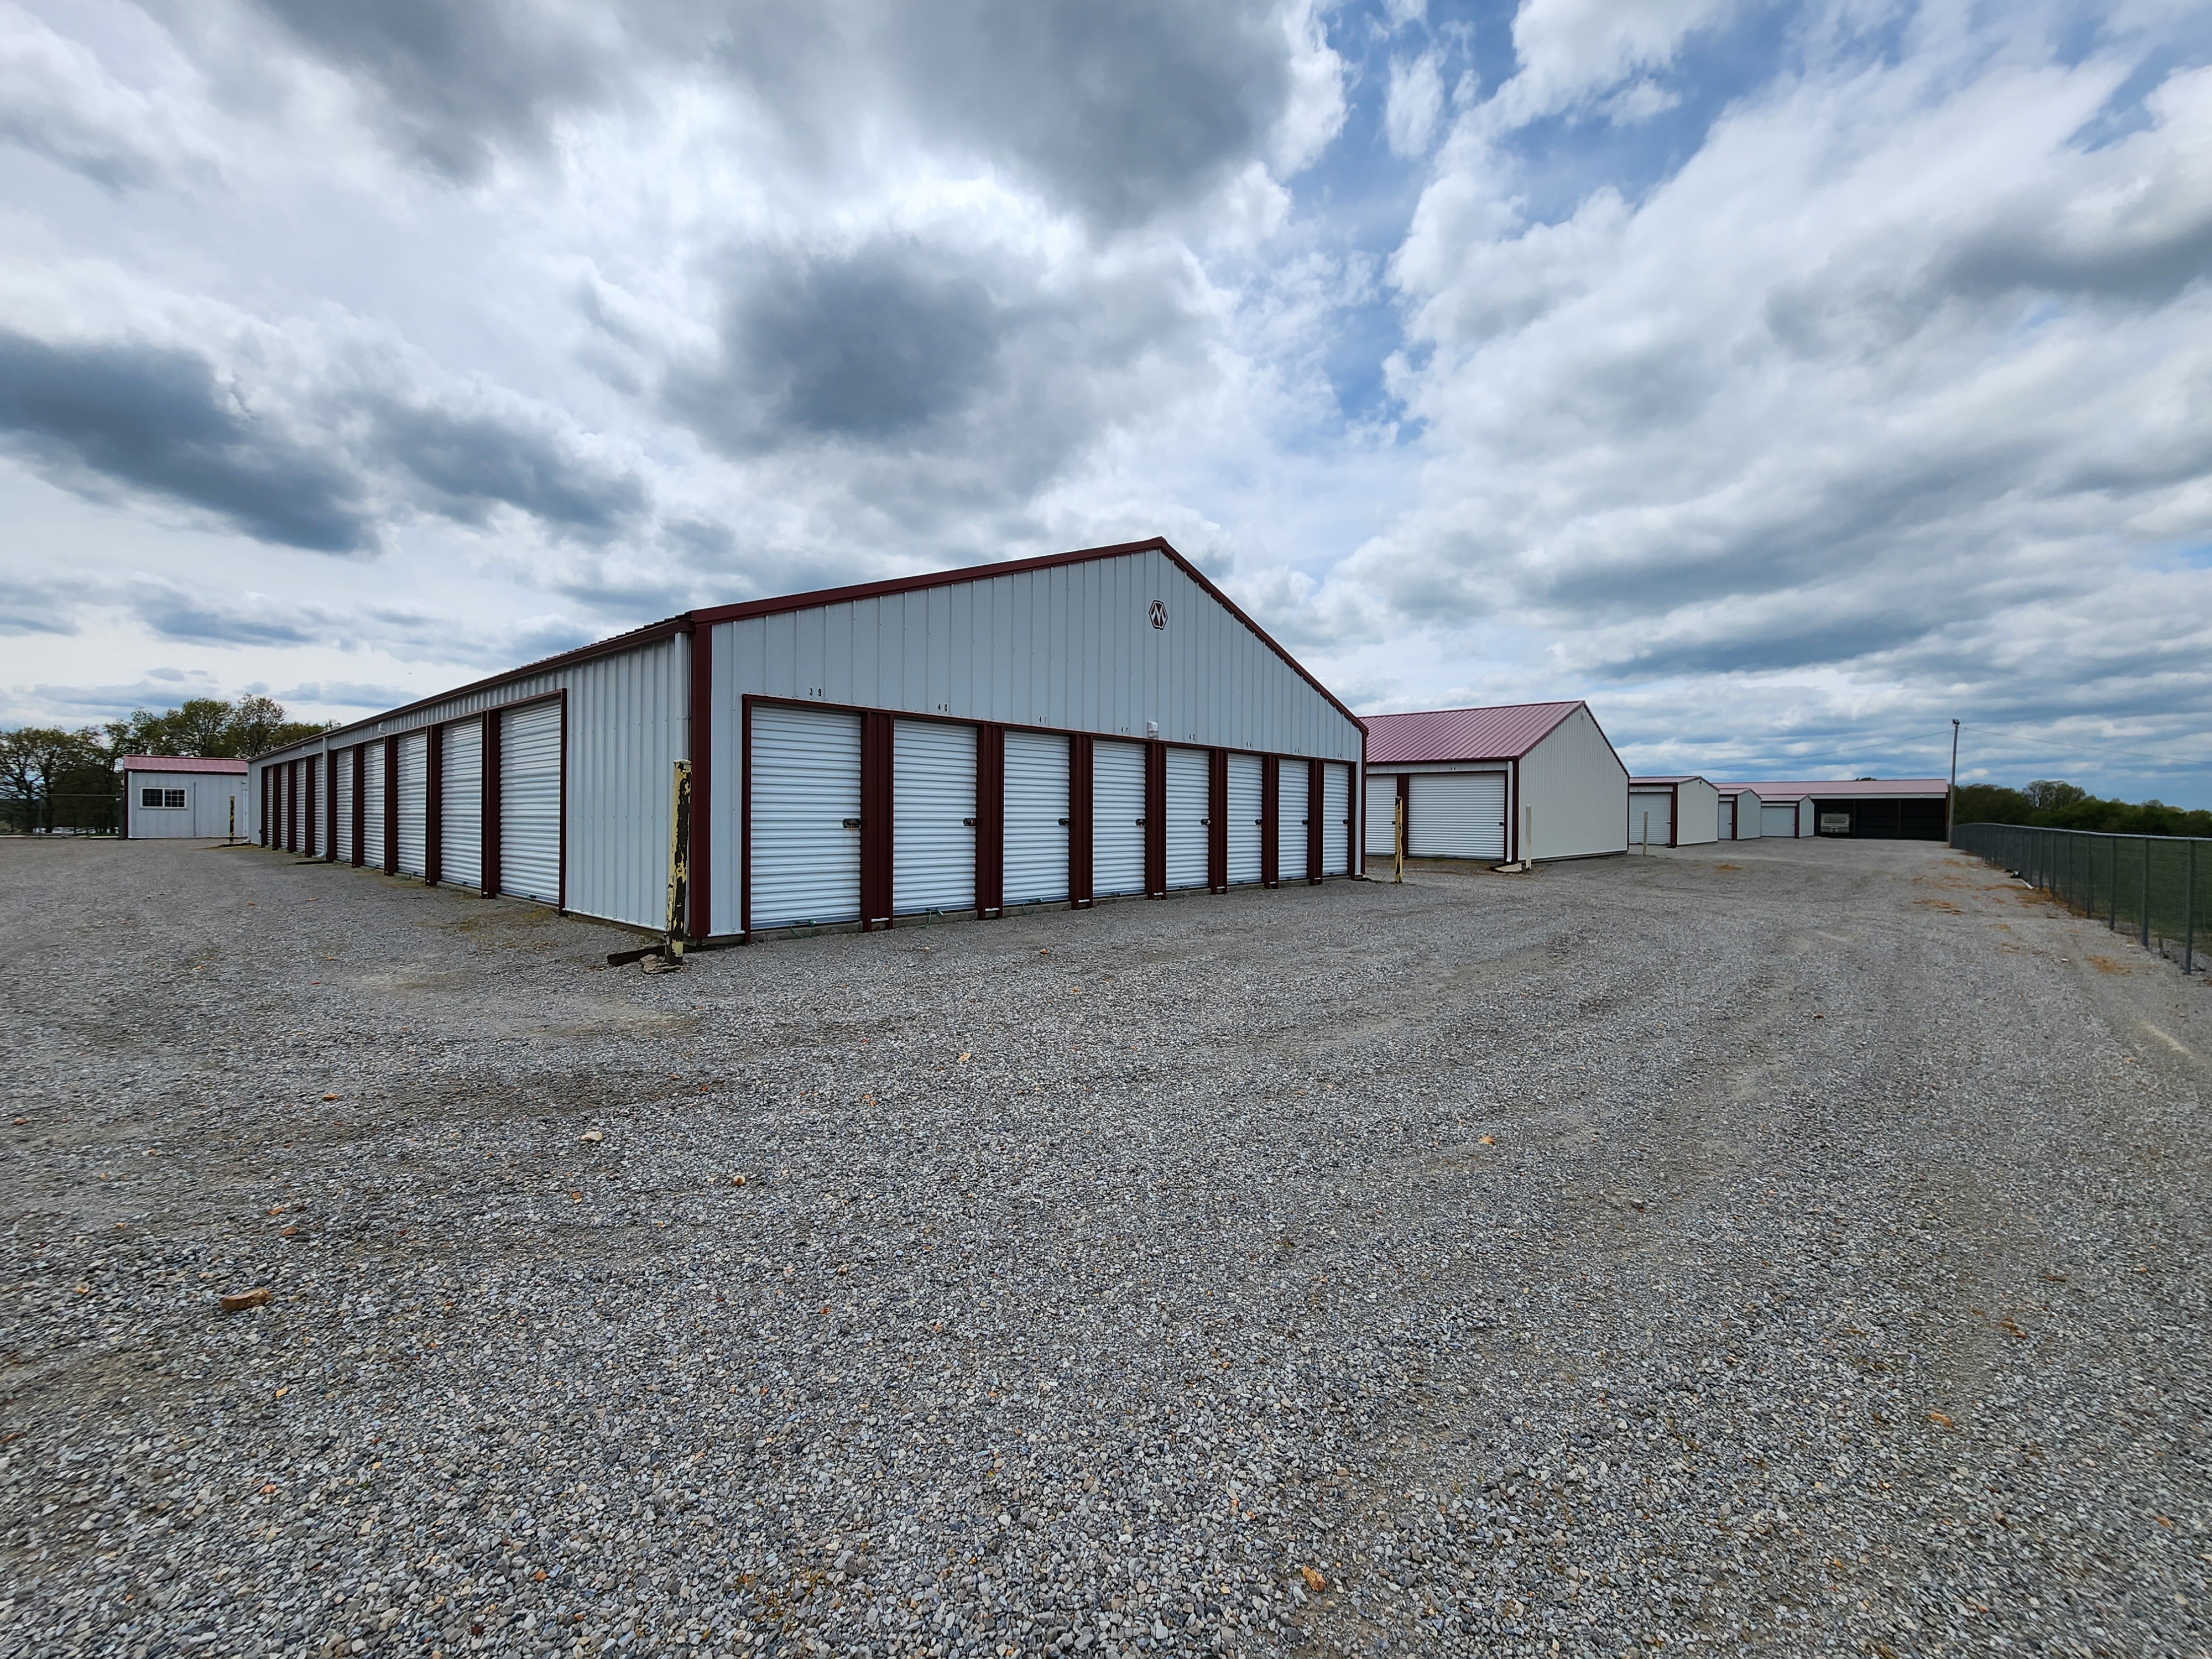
142,786,186,808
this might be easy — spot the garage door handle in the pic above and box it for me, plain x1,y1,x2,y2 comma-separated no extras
842,818,862,829
1253,818,1263,825
1057,817,1071,826
1134,817,1145,826
963,817,978,827
1199,818,1210,826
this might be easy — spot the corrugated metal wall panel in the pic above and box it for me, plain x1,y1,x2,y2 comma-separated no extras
1227,753,1262,884
1278,761,1310,881
1164,747,1208,890
1092,739,1146,896
1003,729,1070,905
1323,763,1352,876
395,733,428,875
501,702,561,903
1412,772,1507,860
893,719,976,916
441,721,484,889
750,703,862,928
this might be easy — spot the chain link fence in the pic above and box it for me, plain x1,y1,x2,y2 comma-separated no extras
0,793,122,835
1953,821,2205,976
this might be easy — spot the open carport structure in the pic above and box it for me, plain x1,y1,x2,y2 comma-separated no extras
1362,701,1628,865
246,538,1367,942
1728,780,1950,840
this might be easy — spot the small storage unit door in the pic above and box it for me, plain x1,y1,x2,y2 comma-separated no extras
1630,791,1673,847
893,719,976,916
1717,797,1734,839
395,733,429,875
289,764,304,851
1761,803,1798,837
1277,761,1311,881
301,765,317,855
1226,754,1262,885
441,721,484,889
748,703,862,928
1365,774,1399,858
1410,771,1506,860
361,750,386,868
1163,747,1209,890
1322,763,1352,875
500,702,562,904
1003,729,1070,906
333,752,354,863
1092,739,1146,898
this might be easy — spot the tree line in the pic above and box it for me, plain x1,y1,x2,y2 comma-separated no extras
1,696,332,816
1955,780,2211,839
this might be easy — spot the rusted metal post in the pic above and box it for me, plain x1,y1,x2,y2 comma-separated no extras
665,759,692,959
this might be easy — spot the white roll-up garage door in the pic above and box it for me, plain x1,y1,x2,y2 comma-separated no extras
1277,760,1310,882
441,721,484,889
1761,803,1797,837
289,764,304,852
749,703,861,928
302,765,319,856
1093,739,1146,898
1629,790,1673,848
395,733,429,875
333,750,354,863
1322,763,1352,875
1411,771,1507,860
1717,797,1735,840
500,702,562,904
1226,753,1262,885
894,719,975,917
1003,729,1069,906
1365,774,1398,860
361,748,385,869
1164,747,1209,890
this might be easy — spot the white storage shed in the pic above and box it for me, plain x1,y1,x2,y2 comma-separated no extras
1723,784,1817,838
122,756,248,839
1715,787,1762,840
1627,776,1720,848
246,539,1368,940
1361,701,1628,865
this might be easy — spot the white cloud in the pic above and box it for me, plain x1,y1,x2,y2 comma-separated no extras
1385,50,1446,157
1490,0,1736,127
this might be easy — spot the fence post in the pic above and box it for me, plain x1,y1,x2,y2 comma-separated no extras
2187,839,2197,976
2109,836,2119,931
2141,838,2152,951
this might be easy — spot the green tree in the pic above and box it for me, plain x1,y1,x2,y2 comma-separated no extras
108,694,330,759
0,726,119,832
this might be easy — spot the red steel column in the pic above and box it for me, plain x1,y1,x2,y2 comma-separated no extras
1144,740,1166,898
860,711,894,930
1261,754,1280,888
975,723,1004,919
1208,749,1228,893
425,724,444,886
1068,734,1093,908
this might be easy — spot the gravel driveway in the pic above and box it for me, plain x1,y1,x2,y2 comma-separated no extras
2,835,2205,1658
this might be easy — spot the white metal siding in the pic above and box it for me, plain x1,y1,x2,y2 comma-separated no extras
334,753,354,863
1226,753,1262,885
1092,739,1146,898
749,704,862,928
1518,706,1629,860
1164,747,1209,890
1630,790,1674,848
441,721,484,889
1322,763,1352,876
1277,762,1310,882
361,749,386,868
1411,771,1507,860
893,719,976,916
1365,774,1399,859
500,703,562,904
395,733,428,875
1003,729,1070,905
1761,803,1798,837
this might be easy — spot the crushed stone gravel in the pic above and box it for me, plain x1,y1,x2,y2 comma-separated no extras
2,834,2206,1657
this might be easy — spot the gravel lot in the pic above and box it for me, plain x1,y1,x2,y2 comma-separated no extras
3,833,2207,1659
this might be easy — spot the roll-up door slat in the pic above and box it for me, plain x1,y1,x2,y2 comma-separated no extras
893,720,976,916
749,703,862,928
1760,804,1796,837
1091,740,1146,898
500,703,562,904
1277,761,1310,882
361,751,385,868
1226,754,1262,885
1322,763,1352,876
395,733,429,876
1003,729,1070,906
1365,774,1397,859
441,722,484,889
1164,748,1208,891
1411,772,1507,860
334,752,354,864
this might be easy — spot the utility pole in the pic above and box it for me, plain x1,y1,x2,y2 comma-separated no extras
1947,719,1960,844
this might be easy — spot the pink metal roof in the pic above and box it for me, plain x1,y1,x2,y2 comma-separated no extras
122,755,249,775
1725,778,1948,800
1364,701,1584,764
1630,775,1711,787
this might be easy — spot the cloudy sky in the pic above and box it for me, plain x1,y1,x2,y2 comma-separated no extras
2,0,2209,799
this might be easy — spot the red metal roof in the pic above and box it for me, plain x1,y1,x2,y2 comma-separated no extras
1725,778,1949,800
1364,701,1584,764
122,755,249,774
1631,775,1712,787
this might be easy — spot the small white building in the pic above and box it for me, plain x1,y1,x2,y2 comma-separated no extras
123,756,249,839
1721,784,1815,838
1362,701,1628,865
1715,787,1762,840
1627,775,1720,848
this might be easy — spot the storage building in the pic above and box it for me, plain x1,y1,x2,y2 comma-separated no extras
123,756,248,839
245,539,1368,941
1361,701,1628,865
1756,779,1952,840
1627,775,1720,849
1715,787,1762,840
